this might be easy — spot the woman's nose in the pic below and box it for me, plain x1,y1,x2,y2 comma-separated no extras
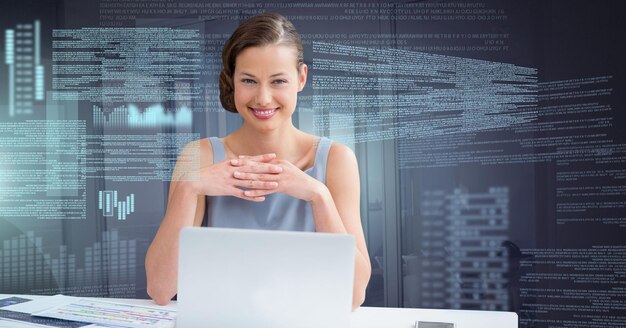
255,86,272,107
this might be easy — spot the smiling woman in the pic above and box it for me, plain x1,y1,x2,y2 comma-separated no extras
232,44,306,133
145,12,371,310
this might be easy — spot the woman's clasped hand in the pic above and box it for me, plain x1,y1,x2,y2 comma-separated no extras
186,152,325,203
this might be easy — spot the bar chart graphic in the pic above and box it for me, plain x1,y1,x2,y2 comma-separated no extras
0,230,137,297
98,190,135,221
92,104,192,129
4,20,45,116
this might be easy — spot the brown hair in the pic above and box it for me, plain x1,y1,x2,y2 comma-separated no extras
219,12,304,113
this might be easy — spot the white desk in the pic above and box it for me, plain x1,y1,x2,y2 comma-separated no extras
0,294,518,328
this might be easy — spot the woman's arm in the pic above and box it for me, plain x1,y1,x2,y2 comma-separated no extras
235,143,372,310
145,141,207,305
145,182,203,305
311,144,372,310
146,140,282,305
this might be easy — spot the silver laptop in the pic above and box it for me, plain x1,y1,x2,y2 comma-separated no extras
177,227,355,328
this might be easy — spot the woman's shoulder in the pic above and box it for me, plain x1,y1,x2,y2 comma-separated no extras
327,142,357,168
302,133,355,167
180,137,214,167
317,136,357,176
325,141,359,190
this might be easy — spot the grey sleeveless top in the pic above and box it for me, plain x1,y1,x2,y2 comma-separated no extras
202,137,333,232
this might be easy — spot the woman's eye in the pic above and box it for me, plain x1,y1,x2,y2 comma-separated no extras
273,79,288,85
242,79,256,84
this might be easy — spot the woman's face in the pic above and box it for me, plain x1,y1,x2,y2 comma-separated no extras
233,44,307,133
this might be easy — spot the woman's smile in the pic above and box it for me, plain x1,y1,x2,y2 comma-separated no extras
249,107,278,119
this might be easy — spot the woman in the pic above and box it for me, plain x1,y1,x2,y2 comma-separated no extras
145,12,371,310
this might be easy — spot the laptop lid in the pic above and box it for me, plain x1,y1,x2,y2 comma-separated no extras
177,227,355,328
